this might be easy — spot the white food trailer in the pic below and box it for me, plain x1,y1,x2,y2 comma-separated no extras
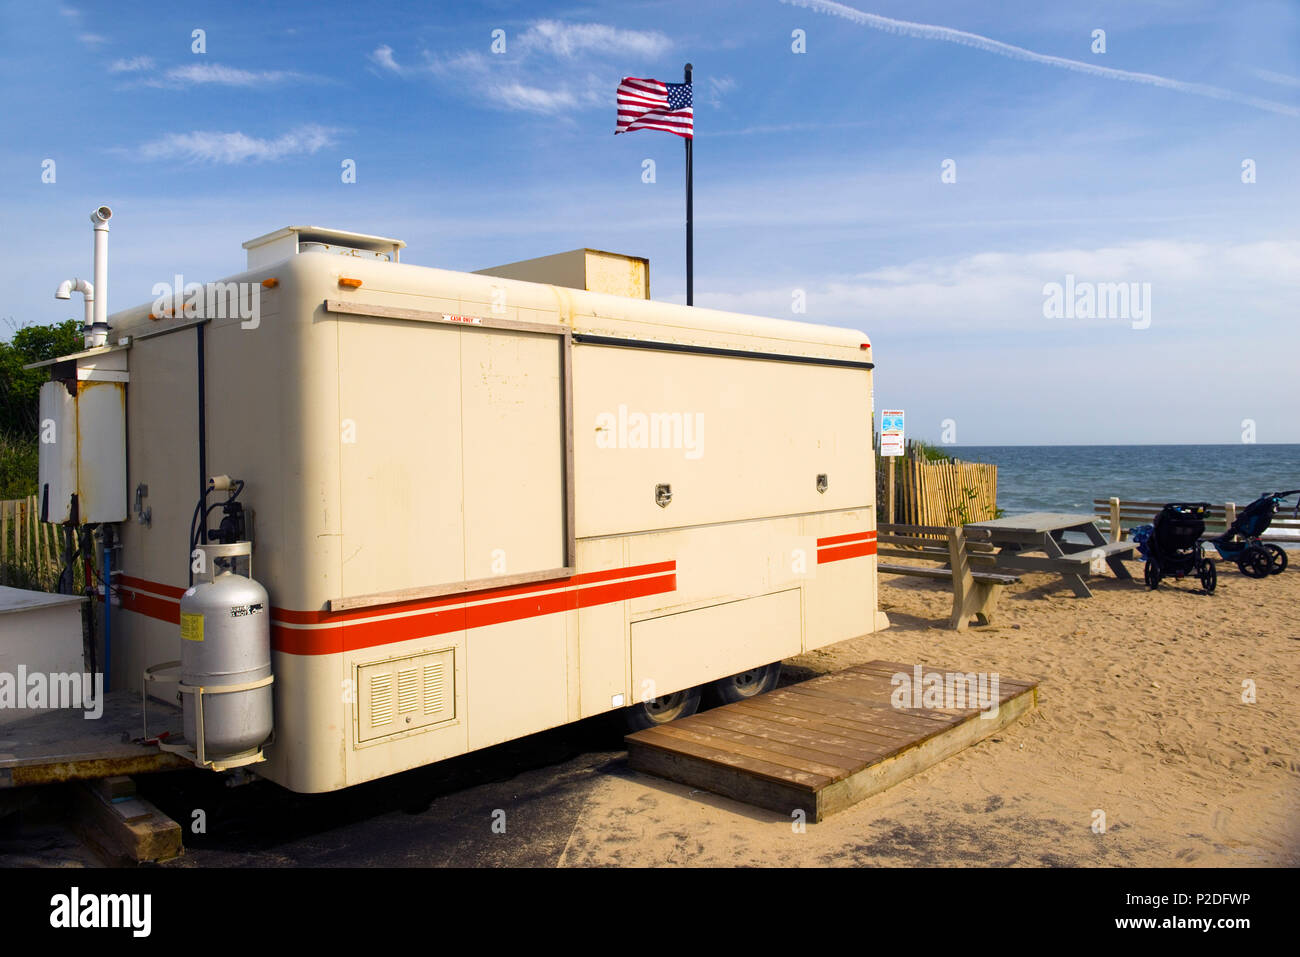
33,215,882,793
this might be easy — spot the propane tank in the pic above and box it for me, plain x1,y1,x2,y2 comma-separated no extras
179,542,273,760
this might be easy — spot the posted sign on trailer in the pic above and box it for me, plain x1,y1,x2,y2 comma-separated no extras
880,409,904,457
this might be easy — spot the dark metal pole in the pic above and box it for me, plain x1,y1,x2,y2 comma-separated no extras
197,323,207,512
685,62,693,307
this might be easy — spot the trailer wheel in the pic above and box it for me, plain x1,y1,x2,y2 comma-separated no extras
711,662,783,705
1264,544,1287,575
623,686,702,732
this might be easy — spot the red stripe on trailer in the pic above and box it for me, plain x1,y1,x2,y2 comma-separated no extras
118,575,187,599
816,530,877,547
271,559,677,625
817,541,878,564
271,572,677,656
117,587,181,625
112,563,678,654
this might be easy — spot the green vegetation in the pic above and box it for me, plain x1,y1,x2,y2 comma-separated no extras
0,432,39,499
912,439,952,463
0,318,81,498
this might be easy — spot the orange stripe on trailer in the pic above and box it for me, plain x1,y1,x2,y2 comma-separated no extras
118,588,181,625
817,541,878,564
271,559,677,625
118,574,188,599
816,530,877,547
112,563,678,655
271,572,677,656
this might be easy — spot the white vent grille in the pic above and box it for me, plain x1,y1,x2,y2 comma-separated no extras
424,663,445,714
397,667,420,714
356,649,456,743
369,673,394,728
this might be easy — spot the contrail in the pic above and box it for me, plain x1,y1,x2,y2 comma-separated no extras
781,0,1300,118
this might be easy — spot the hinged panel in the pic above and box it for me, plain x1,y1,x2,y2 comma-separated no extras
356,648,456,744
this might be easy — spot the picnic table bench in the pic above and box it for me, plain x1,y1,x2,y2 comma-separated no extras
876,523,1021,630
967,512,1136,598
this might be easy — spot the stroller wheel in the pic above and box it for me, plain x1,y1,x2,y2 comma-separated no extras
1198,558,1217,594
1238,546,1271,579
1144,560,1161,589
1264,544,1287,575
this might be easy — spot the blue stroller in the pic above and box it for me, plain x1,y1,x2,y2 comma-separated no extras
1132,503,1216,594
1207,490,1299,577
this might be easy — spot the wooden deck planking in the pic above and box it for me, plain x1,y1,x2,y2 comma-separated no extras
626,660,1039,822
0,691,188,787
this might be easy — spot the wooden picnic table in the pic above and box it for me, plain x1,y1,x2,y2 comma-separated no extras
967,511,1136,598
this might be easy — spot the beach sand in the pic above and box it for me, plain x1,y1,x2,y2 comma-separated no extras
557,560,1300,866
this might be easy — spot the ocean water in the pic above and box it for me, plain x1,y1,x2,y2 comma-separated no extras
949,445,1300,516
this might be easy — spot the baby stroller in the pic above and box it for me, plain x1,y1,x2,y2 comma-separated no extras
1207,489,1299,578
1131,502,1216,594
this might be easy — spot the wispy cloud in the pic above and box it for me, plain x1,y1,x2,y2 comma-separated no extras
712,119,874,137
373,19,670,116
135,124,340,164
370,44,403,73
488,83,578,114
781,0,1300,119
78,32,107,47
1253,68,1300,89
707,75,736,108
701,239,1300,331
130,63,303,88
517,21,670,59
110,56,155,73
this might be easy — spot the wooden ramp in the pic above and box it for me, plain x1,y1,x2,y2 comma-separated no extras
626,661,1038,822
0,691,188,788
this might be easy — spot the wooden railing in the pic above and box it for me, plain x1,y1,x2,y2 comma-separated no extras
1093,498,1300,543
0,495,62,588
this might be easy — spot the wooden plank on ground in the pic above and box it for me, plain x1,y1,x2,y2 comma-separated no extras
72,781,183,864
627,660,1039,822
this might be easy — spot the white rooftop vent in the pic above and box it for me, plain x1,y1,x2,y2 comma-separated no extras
242,226,406,270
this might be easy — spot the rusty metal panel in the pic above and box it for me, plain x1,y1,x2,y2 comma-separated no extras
582,249,649,299
75,380,128,522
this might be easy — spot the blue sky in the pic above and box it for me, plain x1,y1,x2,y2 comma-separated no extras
1,0,1297,443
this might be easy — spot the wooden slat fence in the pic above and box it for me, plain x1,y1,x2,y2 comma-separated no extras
0,495,63,589
876,439,999,527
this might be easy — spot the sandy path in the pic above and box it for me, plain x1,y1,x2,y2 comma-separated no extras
558,560,1300,866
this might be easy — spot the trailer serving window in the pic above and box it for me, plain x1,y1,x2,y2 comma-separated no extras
325,300,574,611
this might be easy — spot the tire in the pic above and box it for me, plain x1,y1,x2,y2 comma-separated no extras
1198,559,1217,595
1144,560,1160,590
711,662,783,705
1264,544,1288,575
1238,546,1271,579
623,685,702,732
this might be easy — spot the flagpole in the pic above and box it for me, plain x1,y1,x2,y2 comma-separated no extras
684,62,693,307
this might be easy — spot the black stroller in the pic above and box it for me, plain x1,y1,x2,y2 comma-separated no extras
1132,502,1216,594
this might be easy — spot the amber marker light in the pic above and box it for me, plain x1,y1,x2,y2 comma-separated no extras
338,277,362,289
262,278,279,288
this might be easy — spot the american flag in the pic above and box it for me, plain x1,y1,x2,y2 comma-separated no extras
615,77,693,139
